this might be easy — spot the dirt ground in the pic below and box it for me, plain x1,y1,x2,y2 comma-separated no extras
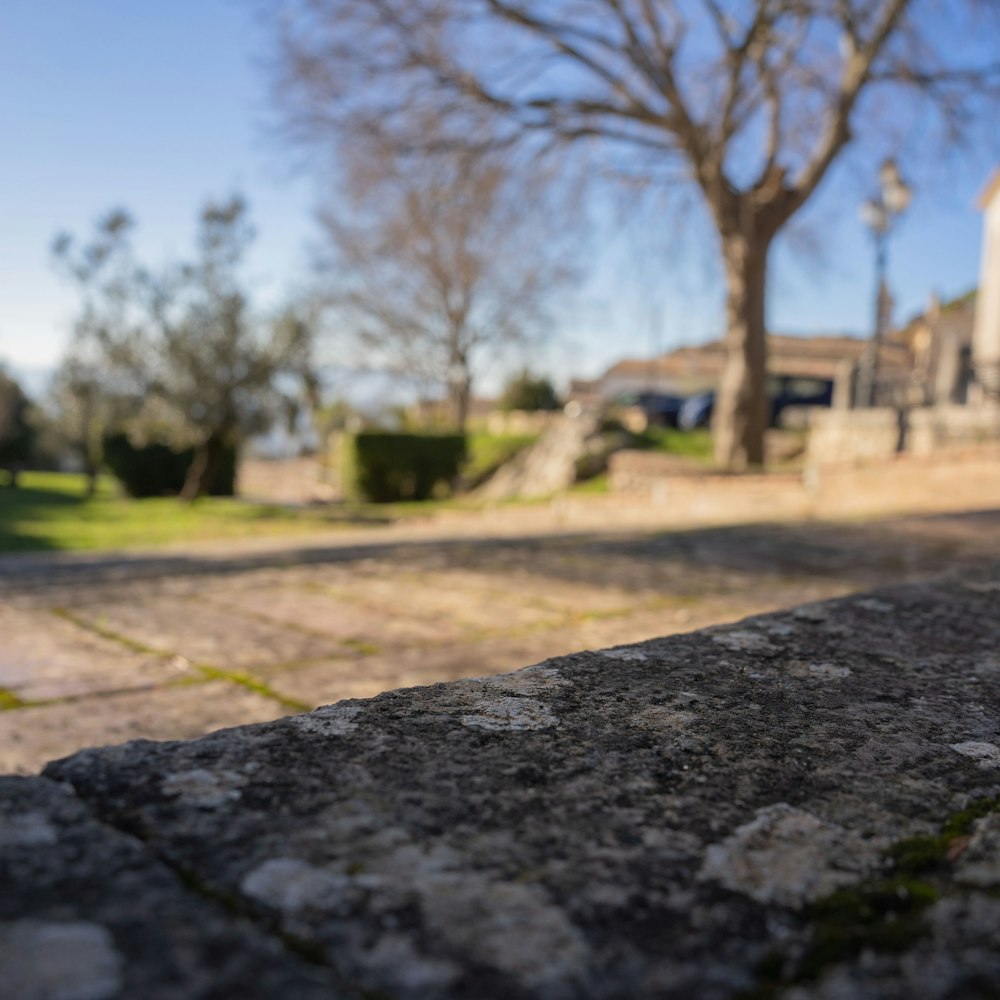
3,505,1000,773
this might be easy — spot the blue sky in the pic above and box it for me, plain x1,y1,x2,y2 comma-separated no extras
1,0,998,396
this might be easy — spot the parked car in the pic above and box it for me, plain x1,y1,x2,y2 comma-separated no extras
678,377,834,431
677,391,715,430
614,391,686,428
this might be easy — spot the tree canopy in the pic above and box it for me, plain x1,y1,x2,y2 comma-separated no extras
53,197,316,499
314,138,578,431
271,0,1000,468
500,370,562,412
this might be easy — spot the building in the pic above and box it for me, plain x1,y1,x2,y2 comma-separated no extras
574,333,912,404
973,168,1000,394
895,291,976,405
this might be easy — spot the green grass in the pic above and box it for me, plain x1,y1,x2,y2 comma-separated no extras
463,432,538,484
570,472,610,495
632,427,714,461
0,472,396,554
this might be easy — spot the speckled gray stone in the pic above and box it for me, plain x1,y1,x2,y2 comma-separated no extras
6,569,1000,998
0,776,349,998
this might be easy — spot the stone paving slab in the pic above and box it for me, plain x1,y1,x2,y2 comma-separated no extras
0,605,184,702
33,571,1000,999
0,775,347,998
4,509,1000,777
58,593,344,669
209,581,485,648
0,681,289,774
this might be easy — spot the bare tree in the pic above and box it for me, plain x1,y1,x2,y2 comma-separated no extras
270,0,1000,469
316,140,577,431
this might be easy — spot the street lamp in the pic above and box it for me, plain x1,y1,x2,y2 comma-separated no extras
856,158,912,407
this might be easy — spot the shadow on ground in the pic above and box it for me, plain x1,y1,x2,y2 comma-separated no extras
3,508,999,596
0,483,80,553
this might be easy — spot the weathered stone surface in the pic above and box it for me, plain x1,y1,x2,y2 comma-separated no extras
11,569,994,998
0,775,347,998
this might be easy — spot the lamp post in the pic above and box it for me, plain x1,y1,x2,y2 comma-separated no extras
856,158,912,407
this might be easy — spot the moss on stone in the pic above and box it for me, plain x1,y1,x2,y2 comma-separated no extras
798,877,939,980
942,797,1000,839
887,834,951,874
744,796,1000,995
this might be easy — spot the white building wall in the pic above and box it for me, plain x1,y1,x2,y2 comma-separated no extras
973,172,1000,367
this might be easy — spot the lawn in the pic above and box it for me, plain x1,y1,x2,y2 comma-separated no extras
462,431,538,485
633,426,714,461
0,472,386,554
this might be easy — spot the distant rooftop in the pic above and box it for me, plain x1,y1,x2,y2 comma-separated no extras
599,332,911,388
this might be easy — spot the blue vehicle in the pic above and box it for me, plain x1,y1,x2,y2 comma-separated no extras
678,377,834,430
678,391,715,430
615,391,686,428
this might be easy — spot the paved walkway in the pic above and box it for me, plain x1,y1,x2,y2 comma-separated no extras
3,506,1000,773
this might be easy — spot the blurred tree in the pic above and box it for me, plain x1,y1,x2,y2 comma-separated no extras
53,198,317,499
499,371,562,412
51,209,139,495
271,0,1000,469
314,139,577,432
49,358,107,497
0,369,34,486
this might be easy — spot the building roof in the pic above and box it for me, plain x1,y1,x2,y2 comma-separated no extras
600,333,911,388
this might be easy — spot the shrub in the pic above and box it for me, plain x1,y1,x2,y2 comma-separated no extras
103,435,237,498
344,432,466,503
499,371,561,412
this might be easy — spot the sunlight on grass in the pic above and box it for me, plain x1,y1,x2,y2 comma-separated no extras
633,427,714,461
463,431,537,483
0,472,373,553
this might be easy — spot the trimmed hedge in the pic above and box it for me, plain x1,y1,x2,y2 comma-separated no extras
344,432,466,503
103,434,237,498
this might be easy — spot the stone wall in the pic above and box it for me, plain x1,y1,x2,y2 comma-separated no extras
607,445,1000,524
806,401,1000,469
907,403,1000,456
5,571,1000,998
806,407,903,467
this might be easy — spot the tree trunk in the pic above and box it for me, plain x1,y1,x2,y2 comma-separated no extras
450,372,472,434
180,432,225,502
84,457,99,499
712,233,771,471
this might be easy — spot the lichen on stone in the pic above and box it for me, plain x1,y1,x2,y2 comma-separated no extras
949,741,1000,768
160,768,245,807
241,857,347,913
459,695,558,732
475,663,569,695
600,647,649,662
0,919,123,1000
698,803,881,907
0,811,57,848
710,628,779,654
288,702,362,737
